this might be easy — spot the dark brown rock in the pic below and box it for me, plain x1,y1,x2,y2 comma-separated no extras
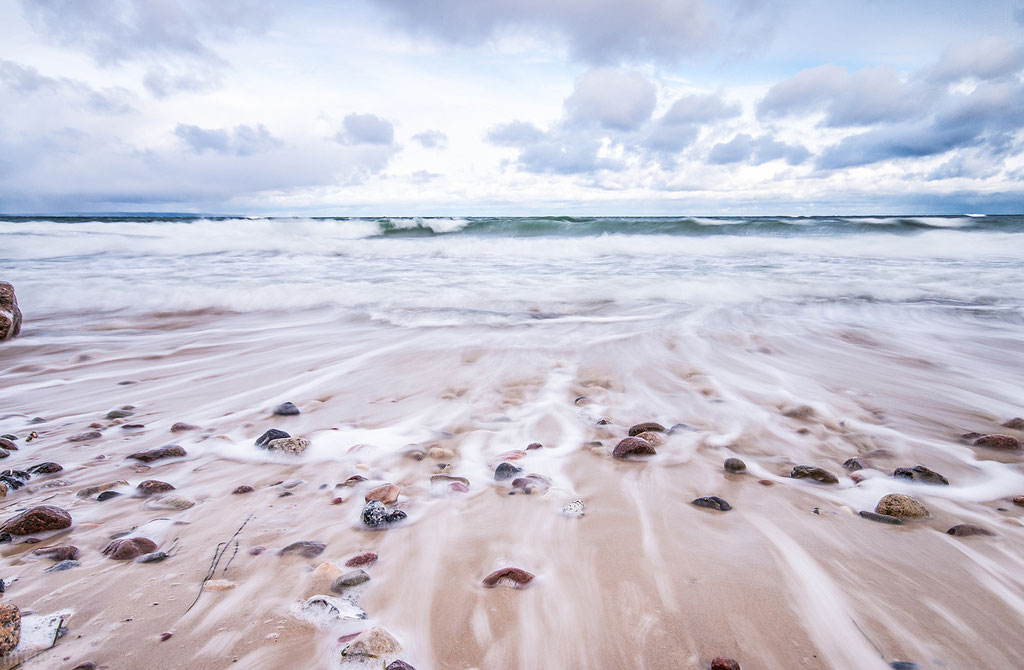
365,484,400,504
170,422,199,433
430,474,469,486
875,493,928,519
273,402,300,416
723,458,746,473
843,457,867,472
973,434,1021,450
103,537,158,560
128,445,187,462
0,603,20,655
68,431,102,442
136,480,175,497
791,465,839,484
612,437,656,460
859,510,903,525
711,658,741,670
1001,418,1024,430
494,462,523,480
692,496,732,511
893,465,948,485
0,505,72,535
0,282,22,342
232,485,254,494
526,442,543,450
0,438,15,451
1013,495,1024,507
482,567,535,588
345,552,378,568
386,662,416,670
32,544,80,561
279,541,326,558
27,462,63,475
947,523,995,537
628,422,665,437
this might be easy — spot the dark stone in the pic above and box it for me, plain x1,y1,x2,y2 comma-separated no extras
723,458,746,473
482,567,535,588
1002,417,1024,430
97,491,122,501
32,545,79,561
273,402,300,416
596,418,611,425
103,537,158,560
947,523,994,537
106,410,134,419
68,431,102,442
386,662,416,670
628,422,666,437
692,496,732,511
711,659,741,670
279,541,326,558
232,485,255,494
345,552,378,568
429,474,469,487
128,445,187,462
511,474,551,494
889,663,919,670
0,282,22,342
526,442,543,450
27,462,63,475
361,500,406,529
122,424,145,430
0,438,15,451
45,559,81,572
612,437,656,460
255,429,290,447
136,551,169,563
71,664,97,670
0,449,8,459
0,505,72,535
973,434,1021,450
494,462,523,481
791,465,839,484
331,569,371,592
859,511,903,525
893,465,948,485
0,475,26,490
29,417,45,424
843,457,867,472
137,480,175,496
170,422,199,432
1013,495,1024,507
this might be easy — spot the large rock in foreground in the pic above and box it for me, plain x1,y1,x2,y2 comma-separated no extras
0,603,20,655
0,282,22,341
875,493,929,519
0,505,72,535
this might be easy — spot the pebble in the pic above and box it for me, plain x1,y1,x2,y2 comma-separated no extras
482,567,535,588
1013,495,1024,507
612,437,656,460
428,447,454,460
0,438,15,451
365,484,400,505
511,474,550,494
331,569,370,592
1002,417,1024,430
889,662,920,670
77,481,128,498
203,579,236,591
233,485,255,494
790,465,839,484
893,465,949,485
45,559,81,572
0,449,8,460
145,495,195,510
136,551,170,563
874,494,929,519
27,462,63,475
308,562,344,593
494,462,523,481
526,442,543,450
692,496,732,511
137,480,176,497
0,603,20,655
634,431,665,447
495,450,527,461
386,662,416,670
273,402,300,416
106,410,134,419
279,541,326,558
341,626,401,659
0,505,72,535
68,431,102,442
758,479,774,486
947,523,994,537
345,552,378,568
32,545,80,561
255,429,290,447
266,437,310,455
723,458,746,473
127,445,187,462
628,422,666,436
170,422,199,432
843,457,867,471
403,445,427,460
561,500,585,518
973,434,1021,450
103,537,158,560
711,658,741,670
859,510,903,525
361,501,407,529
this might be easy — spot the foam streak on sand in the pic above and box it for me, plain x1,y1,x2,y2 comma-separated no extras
1,215,1024,668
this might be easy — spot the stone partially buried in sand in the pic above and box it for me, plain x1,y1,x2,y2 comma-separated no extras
280,541,326,558
0,282,22,342
712,658,741,670
874,493,929,519
0,603,20,655
32,545,79,561
128,445,187,462
790,465,839,484
482,567,535,588
612,437,656,460
266,437,310,455
341,626,401,659
136,480,176,496
947,523,995,537
103,537,157,560
893,465,948,485
724,458,746,473
972,434,1021,450
0,505,72,535
628,422,665,437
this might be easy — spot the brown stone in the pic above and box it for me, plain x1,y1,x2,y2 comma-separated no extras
973,434,1021,450
612,437,656,460
843,457,867,472
76,480,128,498
0,603,20,655
32,545,80,561
345,552,378,568
170,422,200,433
430,474,469,486
103,537,158,560
791,465,839,484
1001,418,1024,430
232,485,255,494
27,462,62,474
0,282,22,342
137,480,175,496
1013,495,1024,507
711,658,741,670
341,626,401,659
634,431,665,446
723,458,746,473
758,479,774,486
526,442,543,450
0,438,15,451
365,484,400,505
482,567,535,588
386,662,416,670
874,493,928,519
128,445,187,462
947,523,995,537
280,541,326,558
0,505,72,535
628,422,665,437
494,450,527,462
68,431,102,442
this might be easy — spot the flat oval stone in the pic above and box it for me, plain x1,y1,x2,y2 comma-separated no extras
973,434,1021,450
875,493,928,519
265,437,310,455
859,510,903,525
32,545,80,561
103,537,158,560
612,437,656,460
27,462,63,475
365,484,400,505
893,465,949,485
279,541,326,558
791,465,839,484
947,523,994,537
127,445,187,462
273,402,300,416
345,552,378,568
482,567,535,588
692,496,732,511
0,505,72,535
331,569,371,592
136,480,176,497
628,422,666,437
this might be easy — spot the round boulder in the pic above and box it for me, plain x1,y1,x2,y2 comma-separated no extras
874,493,929,519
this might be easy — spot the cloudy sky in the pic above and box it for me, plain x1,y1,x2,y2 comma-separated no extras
2,0,1023,215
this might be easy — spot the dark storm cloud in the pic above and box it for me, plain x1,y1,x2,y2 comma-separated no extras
374,0,776,65
337,114,396,146
564,68,656,130
708,133,808,165
174,123,283,156
411,130,448,149
0,59,136,114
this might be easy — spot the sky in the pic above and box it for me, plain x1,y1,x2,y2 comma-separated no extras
1,0,1023,215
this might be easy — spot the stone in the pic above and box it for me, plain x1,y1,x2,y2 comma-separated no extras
106,409,134,419
628,422,666,437
889,663,920,669
280,541,326,558
343,475,368,486
634,431,665,447
128,445,187,462
266,437,310,455
0,448,8,460
365,484,400,505
893,465,948,485
77,480,128,498
255,429,290,447
859,510,903,525
1013,495,1024,507
428,447,454,460
947,523,994,537
723,458,746,473
386,662,416,670
843,457,867,472
361,501,406,529
874,494,929,519
331,569,370,592
692,496,732,511
68,431,102,442
612,437,656,460
403,445,427,460
0,505,72,535
790,465,839,484
0,475,25,491
136,551,169,563
45,559,80,572
526,442,543,450
341,626,401,658
27,462,62,475
232,485,255,494
495,450,527,462
273,402,300,416
145,494,195,510
204,579,236,591
0,438,15,451
1002,417,1024,430
430,474,469,487
170,422,199,432
0,603,20,654
711,659,741,670
308,562,344,593
300,595,366,622
345,552,378,568
494,462,523,481
0,482,6,497
561,500,585,518
511,474,550,494
482,567,534,588
103,537,158,560
32,545,79,561
136,480,175,496
0,282,22,342
973,434,1021,449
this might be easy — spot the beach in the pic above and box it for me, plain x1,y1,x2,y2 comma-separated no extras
1,215,1024,669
